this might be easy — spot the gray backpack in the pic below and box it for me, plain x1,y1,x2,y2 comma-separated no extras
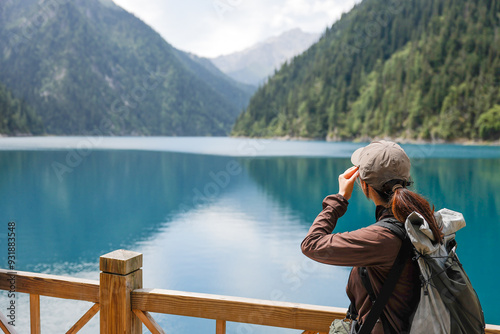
378,209,485,334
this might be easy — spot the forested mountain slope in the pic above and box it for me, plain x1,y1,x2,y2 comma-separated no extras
232,0,500,141
0,83,42,135
0,0,254,136
0,5,42,136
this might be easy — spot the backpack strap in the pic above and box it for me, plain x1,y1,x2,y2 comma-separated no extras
356,218,411,334
375,217,406,240
359,266,394,334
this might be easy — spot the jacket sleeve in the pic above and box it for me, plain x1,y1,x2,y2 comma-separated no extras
301,194,401,268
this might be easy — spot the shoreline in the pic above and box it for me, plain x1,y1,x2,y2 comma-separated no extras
231,134,500,146
0,134,499,147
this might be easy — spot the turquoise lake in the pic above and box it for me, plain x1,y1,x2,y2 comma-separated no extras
0,137,498,333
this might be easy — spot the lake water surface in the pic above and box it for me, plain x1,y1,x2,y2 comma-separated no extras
0,137,498,333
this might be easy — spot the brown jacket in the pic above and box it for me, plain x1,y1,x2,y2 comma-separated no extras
301,194,419,334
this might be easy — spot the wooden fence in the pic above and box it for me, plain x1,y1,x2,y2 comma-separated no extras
0,249,499,334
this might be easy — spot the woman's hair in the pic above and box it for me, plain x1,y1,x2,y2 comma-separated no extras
368,179,444,244
390,186,444,244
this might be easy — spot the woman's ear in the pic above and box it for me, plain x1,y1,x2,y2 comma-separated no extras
360,180,369,198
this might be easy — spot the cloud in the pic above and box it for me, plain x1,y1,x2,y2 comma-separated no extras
112,0,359,58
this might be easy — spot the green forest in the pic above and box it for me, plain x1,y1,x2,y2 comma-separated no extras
232,0,500,142
0,84,42,135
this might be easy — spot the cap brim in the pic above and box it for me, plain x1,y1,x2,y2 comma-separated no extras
351,147,364,166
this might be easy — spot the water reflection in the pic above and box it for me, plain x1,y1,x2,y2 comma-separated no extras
242,157,375,229
0,150,245,268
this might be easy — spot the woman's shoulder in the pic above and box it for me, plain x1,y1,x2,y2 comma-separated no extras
345,223,403,247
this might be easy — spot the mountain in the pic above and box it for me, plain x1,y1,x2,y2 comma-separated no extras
0,0,254,136
211,28,320,86
232,0,500,142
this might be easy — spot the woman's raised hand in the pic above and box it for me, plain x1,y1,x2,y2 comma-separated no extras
338,166,359,201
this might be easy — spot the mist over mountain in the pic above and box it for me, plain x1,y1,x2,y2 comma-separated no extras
0,0,254,136
211,28,320,86
233,0,500,142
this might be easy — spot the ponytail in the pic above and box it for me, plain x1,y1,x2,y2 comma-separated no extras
391,187,444,244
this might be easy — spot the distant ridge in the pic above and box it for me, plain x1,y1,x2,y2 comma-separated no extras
211,28,320,86
233,0,500,142
0,0,254,136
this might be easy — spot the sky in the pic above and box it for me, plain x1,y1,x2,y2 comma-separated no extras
111,0,360,58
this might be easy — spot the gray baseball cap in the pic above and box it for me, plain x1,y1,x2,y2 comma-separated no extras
351,140,411,190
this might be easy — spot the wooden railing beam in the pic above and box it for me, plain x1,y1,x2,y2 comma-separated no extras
131,288,346,332
487,325,500,334
0,269,99,303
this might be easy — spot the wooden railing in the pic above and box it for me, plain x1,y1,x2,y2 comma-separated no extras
1,249,499,334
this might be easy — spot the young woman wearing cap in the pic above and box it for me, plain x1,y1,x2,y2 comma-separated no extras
301,140,443,334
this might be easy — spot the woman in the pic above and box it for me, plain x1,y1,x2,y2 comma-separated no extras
301,140,443,334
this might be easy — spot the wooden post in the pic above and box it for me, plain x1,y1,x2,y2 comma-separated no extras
30,294,40,334
99,249,143,334
216,319,226,334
